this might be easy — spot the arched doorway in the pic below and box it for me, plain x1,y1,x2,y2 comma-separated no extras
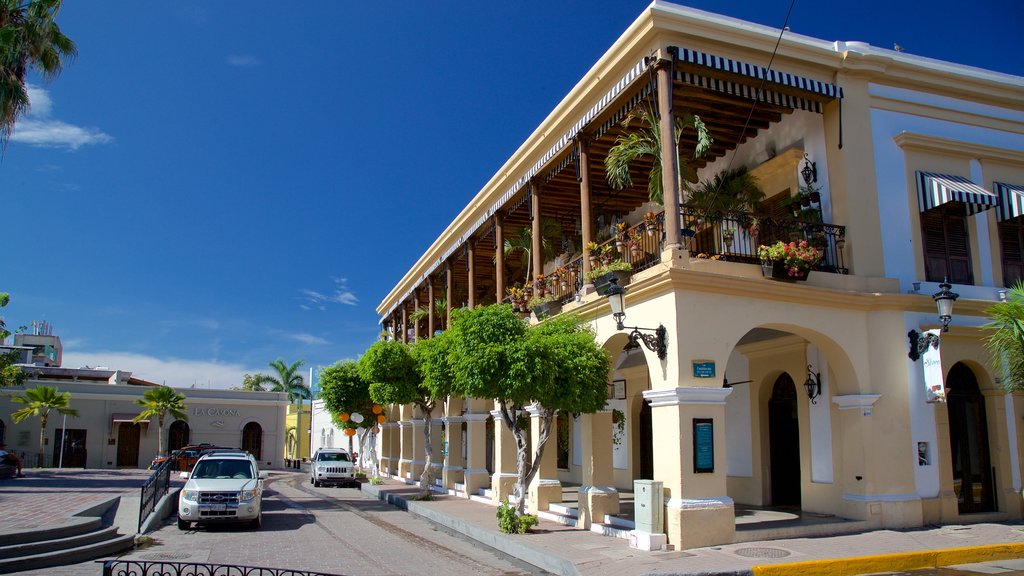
168,420,190,452
947,363,994,513
242,422,263,461
769,373,800,507
117,423,141,467
485,416,494,475
638,399,653,479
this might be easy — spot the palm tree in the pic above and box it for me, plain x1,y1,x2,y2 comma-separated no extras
252,359,310,462
0,0,78,148
686,167,764,217
605,105,712,205
985,282,1024,392
502,218,563,282
133,386,188,457
285,425,297,460
10,385,77,464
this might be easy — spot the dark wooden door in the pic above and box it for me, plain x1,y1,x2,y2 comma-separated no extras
117,423,140,467
53,429,87,468
769,373,801,507
638,399,654,479
947,363,994,513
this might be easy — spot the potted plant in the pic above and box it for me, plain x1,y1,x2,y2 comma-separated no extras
584,259,633,295
528,294,562,320
586,241,599,267
614,222,627,252
506,286,529,312
554,266,569,290
757,240,822,281
625,229,643,258
642,211,659,237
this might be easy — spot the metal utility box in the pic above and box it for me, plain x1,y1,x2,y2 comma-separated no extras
633,479,663,533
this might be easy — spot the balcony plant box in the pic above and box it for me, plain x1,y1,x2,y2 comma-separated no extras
531,299,563,320
761,260,808,282
757,240,821,282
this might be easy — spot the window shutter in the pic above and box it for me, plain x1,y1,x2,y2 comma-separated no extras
1000,221,1024,287
921,204,972,284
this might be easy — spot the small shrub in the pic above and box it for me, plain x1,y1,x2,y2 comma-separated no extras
369,476,383,485
497,500,538,534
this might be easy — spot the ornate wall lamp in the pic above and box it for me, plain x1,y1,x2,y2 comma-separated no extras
801,153,817,185
605,277,667,360
908,279,959,361
804,365,821,404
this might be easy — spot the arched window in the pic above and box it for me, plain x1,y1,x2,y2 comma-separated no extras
168,420,190,452
242,422,263,461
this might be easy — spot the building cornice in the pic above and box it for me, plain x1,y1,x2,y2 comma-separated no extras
894,132,1024,165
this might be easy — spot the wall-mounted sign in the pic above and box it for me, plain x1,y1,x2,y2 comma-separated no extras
193,407,240,417
693,418,714,473
692,361,716,379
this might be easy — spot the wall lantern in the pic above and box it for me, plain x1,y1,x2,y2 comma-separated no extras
801,153,817,185
908,279,959,361
605,277,667,360
804,365,821,404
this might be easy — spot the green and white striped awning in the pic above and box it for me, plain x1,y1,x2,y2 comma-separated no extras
916,171,998,215
995,182,1024,222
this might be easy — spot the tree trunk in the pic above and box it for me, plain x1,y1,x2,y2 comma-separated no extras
501,403,554,517
418,402,434,497
369,429,379,478
157,413,165,457
295,399,302,465
39,412,48,464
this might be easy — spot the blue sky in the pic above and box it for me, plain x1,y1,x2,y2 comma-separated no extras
2,1,1020,389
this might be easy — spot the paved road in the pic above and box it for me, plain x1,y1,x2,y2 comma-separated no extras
9,471,543,576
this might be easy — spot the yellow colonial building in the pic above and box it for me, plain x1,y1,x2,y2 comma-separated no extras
285,403,312,463
374,1,1024,549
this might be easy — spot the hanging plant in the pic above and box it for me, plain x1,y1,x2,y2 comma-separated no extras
612,408,626,446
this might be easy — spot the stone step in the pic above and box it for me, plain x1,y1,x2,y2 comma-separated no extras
590,522,632,540
536,509,578,528
0,533,134,574
0,526,120,559
547,502,578,518
604,514,635,530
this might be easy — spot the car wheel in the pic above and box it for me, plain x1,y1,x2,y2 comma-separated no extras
250,513,262,529
313,479,320,487
177,517,190,531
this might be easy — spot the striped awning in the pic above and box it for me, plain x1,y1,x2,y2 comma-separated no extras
917,171,998,215
995,182,1024,222
672,47,843,113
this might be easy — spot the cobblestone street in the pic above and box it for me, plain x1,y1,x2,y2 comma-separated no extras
8,471,541,576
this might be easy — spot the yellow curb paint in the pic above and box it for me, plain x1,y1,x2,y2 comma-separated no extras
751,542,1024,576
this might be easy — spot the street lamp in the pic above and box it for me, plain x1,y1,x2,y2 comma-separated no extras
801,153,817,185
605,277,667,360
908,279,959,361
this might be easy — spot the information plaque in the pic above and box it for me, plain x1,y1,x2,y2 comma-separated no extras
693,418,714,473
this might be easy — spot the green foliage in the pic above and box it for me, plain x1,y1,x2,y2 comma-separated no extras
985,282,1024,392
2,363,24,387
318,361,376,429
369,476,384,485
496,500,537,534
0,0,78,149
446,305,530,404
236,373,265,392
10,384,77,455
359,340,421,406
612,408,626,446
0,291,8,341
134,386,188,456
583,260,632,283
251,359,310,404
502,218,563,281
686,167,764,215
412,332,455,401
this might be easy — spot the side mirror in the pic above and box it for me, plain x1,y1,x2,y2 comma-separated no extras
178,471,189,479
258,471,269,480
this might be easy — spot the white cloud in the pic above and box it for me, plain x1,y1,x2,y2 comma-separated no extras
61,351,262,390
226,54,261,68
286,333,329,346
300,277,358,309
11,85,112,150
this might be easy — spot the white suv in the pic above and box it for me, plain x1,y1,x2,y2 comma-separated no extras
310,448,355,487
177,451,267,530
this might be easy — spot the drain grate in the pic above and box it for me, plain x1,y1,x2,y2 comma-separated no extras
733,547,791,558
141,552,193,560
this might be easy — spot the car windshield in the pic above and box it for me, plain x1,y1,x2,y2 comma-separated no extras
191,459,253,479
317,452,350,462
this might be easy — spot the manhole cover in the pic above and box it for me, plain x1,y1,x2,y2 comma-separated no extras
733,547,791,558
141,552,192,560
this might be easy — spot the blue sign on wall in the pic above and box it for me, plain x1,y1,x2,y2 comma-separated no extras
692,361,716,378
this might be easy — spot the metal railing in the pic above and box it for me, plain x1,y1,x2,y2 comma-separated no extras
100,560,346,576
138,453,174,533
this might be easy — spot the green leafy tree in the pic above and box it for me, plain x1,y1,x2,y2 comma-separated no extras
358,337,453,496
133,386,188,456
985,282,1024,392
235,373,266,392
252,359,310,460
318,361,379,475
605,105,712,205
0,291,9,341
10,385,77,463
445,305,610,516
0,292,24,387
0,0,78,149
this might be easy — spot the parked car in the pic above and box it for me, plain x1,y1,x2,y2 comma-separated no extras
177,451,267,530
309,448,356,487
150,443,232,471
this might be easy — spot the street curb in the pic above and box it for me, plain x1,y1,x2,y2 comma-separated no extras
361,483,581,576
139,488,181,534
750,542,1024,576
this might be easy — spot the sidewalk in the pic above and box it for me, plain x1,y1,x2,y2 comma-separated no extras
361,479,1024,576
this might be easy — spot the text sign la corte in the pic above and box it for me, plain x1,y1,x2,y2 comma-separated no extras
193,407,240,417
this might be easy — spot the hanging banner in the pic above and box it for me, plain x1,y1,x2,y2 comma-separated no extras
921,329,946,403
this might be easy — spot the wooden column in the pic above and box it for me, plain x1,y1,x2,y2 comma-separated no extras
579,138,594,280
495,215,505,304
656,58,681,249
531,183,543,285
445,263,453,328
400,302,409,344
467,241,476,309
427,278,435,336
